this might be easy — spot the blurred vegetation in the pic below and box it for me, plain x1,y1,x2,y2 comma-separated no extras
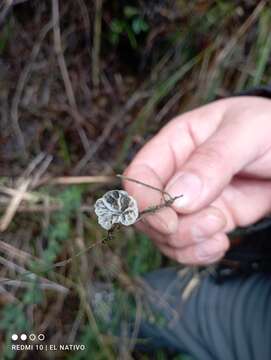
0,0,270,359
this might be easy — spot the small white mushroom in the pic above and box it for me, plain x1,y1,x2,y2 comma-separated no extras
94,190,139,230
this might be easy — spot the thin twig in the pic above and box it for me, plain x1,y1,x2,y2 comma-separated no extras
0,239,35,263
52,0,76,110
0,256,68,294
118,174,183,218
49,175,116,185
117,174,172,199
19,152,47,181
0,278,68,293
76,0,91,60
0,203,62,213
0,155,56,228
92,0,103,87
0,186,38,202
51,0,90,152
31,154,53,187
138,196,182,217
52,239,105,268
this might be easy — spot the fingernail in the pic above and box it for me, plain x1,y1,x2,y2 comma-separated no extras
192,214,226,243
166,172,202,209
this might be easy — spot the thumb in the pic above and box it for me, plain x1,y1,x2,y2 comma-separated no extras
165,117,267,213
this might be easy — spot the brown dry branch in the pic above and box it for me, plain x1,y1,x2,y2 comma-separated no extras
0,185,38,202
0,256,68,294
76,0,92,59
51,0,90,153
0,203,62,213
19,152,49,181
0,239,35,263
92,0,103,87
49,175,116,185
30,154,53,188
0,154,55,229
0,278,68,293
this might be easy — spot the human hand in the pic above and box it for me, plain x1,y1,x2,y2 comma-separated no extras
123,96,271,265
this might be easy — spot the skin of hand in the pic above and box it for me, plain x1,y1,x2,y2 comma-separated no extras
123,96,271,265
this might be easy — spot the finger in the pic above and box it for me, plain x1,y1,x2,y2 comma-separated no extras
157,233,229,265
133,220,225,266
135,179,271,261
166,105,271,213
127,100,226,184
158,206,226,248
124,164,178,234
124,101,226,233
136,206,226,250
136,213,228,264
211,177,271,232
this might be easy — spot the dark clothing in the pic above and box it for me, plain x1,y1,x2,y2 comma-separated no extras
138,267,271,360
237,85,271,99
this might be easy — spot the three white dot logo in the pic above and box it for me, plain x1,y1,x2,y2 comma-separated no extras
11,333,45,341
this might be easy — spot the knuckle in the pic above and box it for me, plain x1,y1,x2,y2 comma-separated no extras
192,143,232,177
195,145,223,168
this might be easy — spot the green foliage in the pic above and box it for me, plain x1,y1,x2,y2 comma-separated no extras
41,186,82,265
125,233,162,276
109,5,149,48
0,187,82,358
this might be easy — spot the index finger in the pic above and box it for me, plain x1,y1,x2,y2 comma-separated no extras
123,100,226,234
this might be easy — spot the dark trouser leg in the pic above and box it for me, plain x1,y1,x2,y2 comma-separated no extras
137,268,271,360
